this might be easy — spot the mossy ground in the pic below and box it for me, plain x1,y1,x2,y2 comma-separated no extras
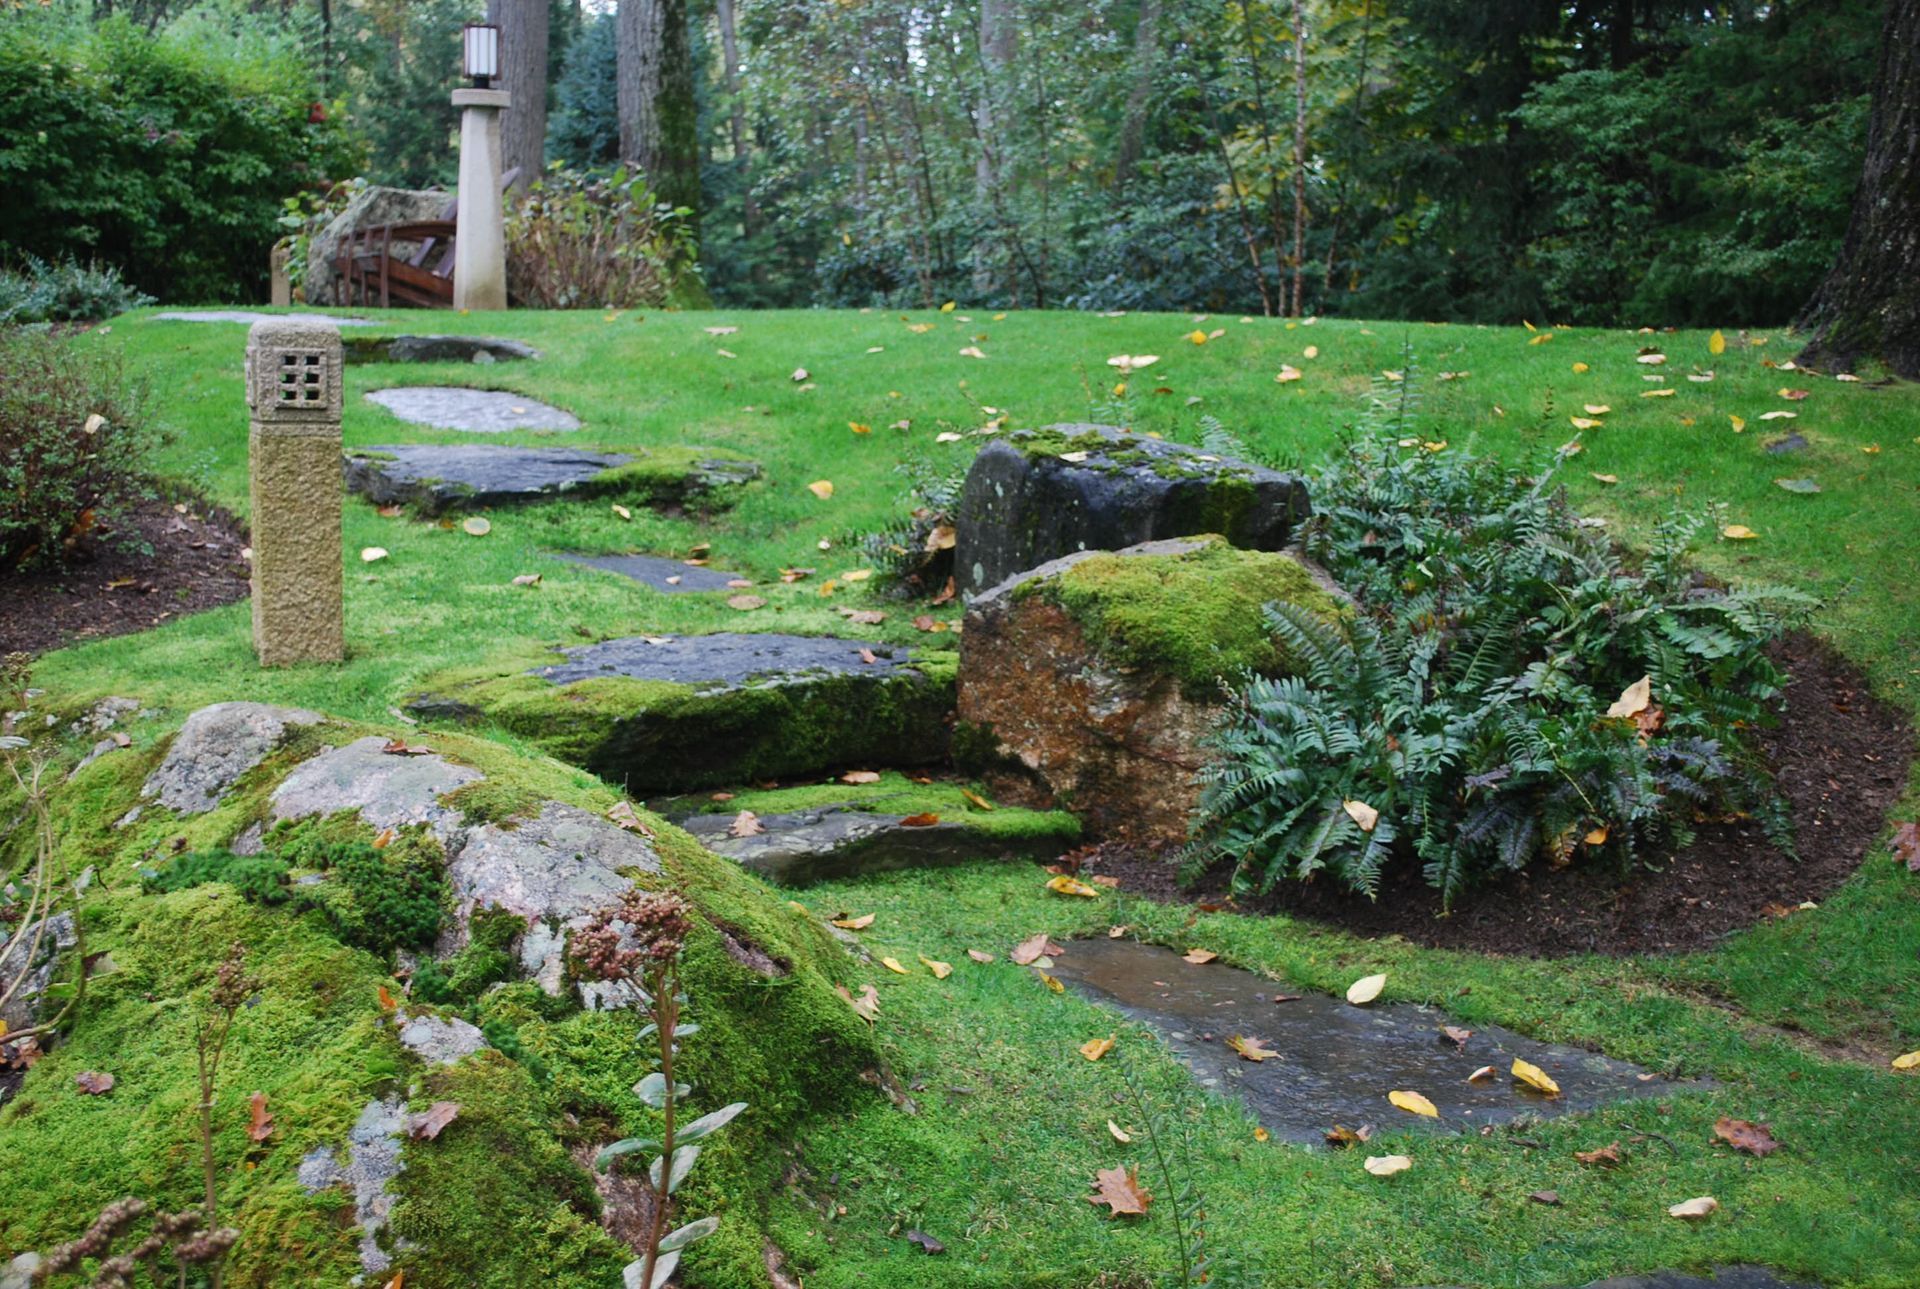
1041,535,1343,695
650,769,1082,847
0,711,879,1288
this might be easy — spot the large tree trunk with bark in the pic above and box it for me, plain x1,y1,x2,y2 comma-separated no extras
1795,0,1920,377
1113,0,1162,191
487,0,549,191
616,0,700,218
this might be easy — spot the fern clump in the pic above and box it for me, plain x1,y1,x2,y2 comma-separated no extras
853,458,966,595
1193,370,1811,908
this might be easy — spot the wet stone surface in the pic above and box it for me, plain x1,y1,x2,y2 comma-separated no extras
534,632,918,689
365,386,580,432
154,310,377,326
678,805,1070,885
345,444,631,514
1763,433,1811,454
343,334,539,365
1048,939,1689,1144
556,553,742,592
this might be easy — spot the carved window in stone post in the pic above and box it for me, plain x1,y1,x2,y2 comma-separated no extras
277,350,330,407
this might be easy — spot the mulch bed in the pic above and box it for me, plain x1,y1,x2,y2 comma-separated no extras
0,496,250,657
1078,632,1916,957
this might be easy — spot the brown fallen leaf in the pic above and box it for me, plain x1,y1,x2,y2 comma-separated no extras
1575,1142,1624,1167
1088,1164,1151,1217
727,594,766,612
1080,1035,1115,1062
966,949,995,964
409,1101,461,1140
1439,1025,1472,1050
836,983,880,1023
75,1071,115,1095
371,827,396,850
1272,993,1304,1003
1183,948,1218,965
904,1229,945,1255
843,608,886,625
960,788,995,811
1529,1190,1563,1206
606,801,655,838
930,577,958,606
900,813,940,827
1713,1117,1782,1157
728,810,766,838
1889,820,1920,872
377,985,397,1012
1228,1035,1276,1062
248,1091,274,1143
831,913,875,930
1010,934,1051,965
381,739,434,756
1325,1124,1372,1147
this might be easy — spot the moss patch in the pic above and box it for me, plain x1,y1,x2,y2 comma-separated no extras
653,771,1080,848
1046,535,1343,695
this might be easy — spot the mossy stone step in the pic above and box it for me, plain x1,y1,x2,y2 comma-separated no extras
677,801,1079,885
344,444,760,515
409,633,958,795
343,334,539,365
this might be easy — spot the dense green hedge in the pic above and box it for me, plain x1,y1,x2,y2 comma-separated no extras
0,14,356,303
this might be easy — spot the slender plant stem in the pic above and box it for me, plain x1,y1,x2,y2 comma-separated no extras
638,963,680,1289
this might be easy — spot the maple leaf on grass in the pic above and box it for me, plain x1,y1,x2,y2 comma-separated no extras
248,1091,274,1142
408,1101,460,1140
1575,1142,1624,1167
1087,1164,1151,1217
1890,821,1920,872
1713,1117,1782,1157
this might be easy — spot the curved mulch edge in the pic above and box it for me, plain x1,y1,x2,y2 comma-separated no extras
1078,632,1916,958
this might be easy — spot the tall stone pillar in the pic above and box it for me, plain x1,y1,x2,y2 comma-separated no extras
245,318,345,667
452,87,512,311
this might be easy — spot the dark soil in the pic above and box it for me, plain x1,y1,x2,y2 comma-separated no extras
0,496,250,657
1077,633,1916,958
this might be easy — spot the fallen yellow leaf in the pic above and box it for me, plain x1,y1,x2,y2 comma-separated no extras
1668,1196,1719,1220
1187,329,1209,345
1107,1119,1133,1143
1572,362,1590,373
1254,1126,1270,1142
807,480,834,500
1046,874,1101,898
1364,1154,1412,1176
1346,973,1387,1005
1511,1058,1561,1096
1570,417,1604,430
1080,1035,1115,1062
1729,414,1747,432
1607,676,1652,719
1891,1050,1920,1070
831,913,875,930
1342,799,1380,832
1709,330,1726,355
1389,1090,1440,1118
1722,524,1759,540
1591,473,1619,485
880,957,910,976
919,956,953,979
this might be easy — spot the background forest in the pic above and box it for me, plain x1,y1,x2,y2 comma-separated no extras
0,0,1885,324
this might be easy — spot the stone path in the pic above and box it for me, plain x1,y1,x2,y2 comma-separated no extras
365,386,579,432
343,335,538,364
678,803,1073,884
345,444,630,514
1047,939,1689,1144
153,309,376,326
556,553,741,592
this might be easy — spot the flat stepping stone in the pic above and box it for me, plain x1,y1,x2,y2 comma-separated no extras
679,804,1074,884
1763,433,1810,454
409,633,956,794
153,309,376,326
344,335,539,365
346,444,761,516
557,553,741,592
365,386,579,432
1047,938,1690,1144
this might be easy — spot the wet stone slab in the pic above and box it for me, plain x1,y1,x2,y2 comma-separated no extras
154,309,377,326
678,805,1072,885
1047,939,1688,1144
535,632,921,689
343,334,539,365
345,444,630,514
365,386,580,432
556,553,742,593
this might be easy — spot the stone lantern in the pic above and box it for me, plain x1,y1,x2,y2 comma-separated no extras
453,23,510,311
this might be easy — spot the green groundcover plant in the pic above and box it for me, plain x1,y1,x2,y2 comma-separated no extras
1192,372,1815,907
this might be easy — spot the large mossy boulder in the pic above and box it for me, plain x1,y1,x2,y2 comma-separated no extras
304,185,452,306
343,444,761,517
957,536,1345,844
953,424,1312,596
408,633,957,795
0,703,882,1289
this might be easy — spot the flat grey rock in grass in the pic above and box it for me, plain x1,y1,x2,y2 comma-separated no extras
679,805,1075,885
954,423,1312,595
365,386,580,432
345,444,631,514
153,310,377,326
343,335,540,365
409,634,956,794
443,801,661,996
1763,433,1810,454
556,553,742,593
141,702,323,814
269,736,481,845
1047,938,1691,1144
394,1010,491,1065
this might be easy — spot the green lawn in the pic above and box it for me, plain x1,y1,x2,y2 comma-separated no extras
26,305,1920,1287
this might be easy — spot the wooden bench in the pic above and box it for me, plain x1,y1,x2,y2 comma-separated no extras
331,169,519,308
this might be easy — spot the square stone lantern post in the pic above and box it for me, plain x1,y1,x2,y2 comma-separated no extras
453,23,510,311
245,318,345,667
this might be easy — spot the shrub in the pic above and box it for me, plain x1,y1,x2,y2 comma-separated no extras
1191,370,1812,906
506,165,697,309
0,256,153,325
143,849,291,904
295,840,446,956
0,330,163,574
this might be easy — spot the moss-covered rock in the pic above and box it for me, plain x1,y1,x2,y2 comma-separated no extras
408,634,958,795
0,702,883,1288
956,536,1343,844
343,443,761,517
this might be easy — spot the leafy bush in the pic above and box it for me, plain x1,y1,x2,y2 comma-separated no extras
0,256,153,325
506,165,698,309
1192,371,1811,906
0,12,355,302
0,330,163,573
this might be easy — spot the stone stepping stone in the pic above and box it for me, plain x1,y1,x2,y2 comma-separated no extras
153,309,377,326
365,386,580,432
955,423,1312,595
344,335,539,365
1763,432,1810,454
1047,938,1691,1144
346,444,762,516
678,803,1074,885
408,633,956,794
556,553,741,592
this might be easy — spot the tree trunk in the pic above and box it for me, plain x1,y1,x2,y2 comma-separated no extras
1795,0,1920,377
1113,0,1163,191
1289,0,1308,316
488,0,549,190
616,0,700,218
973,0,1017,292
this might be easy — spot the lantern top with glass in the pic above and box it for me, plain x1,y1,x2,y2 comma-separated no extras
462,23,501,89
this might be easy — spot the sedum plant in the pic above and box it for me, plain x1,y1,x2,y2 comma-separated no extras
569,889,746,1289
